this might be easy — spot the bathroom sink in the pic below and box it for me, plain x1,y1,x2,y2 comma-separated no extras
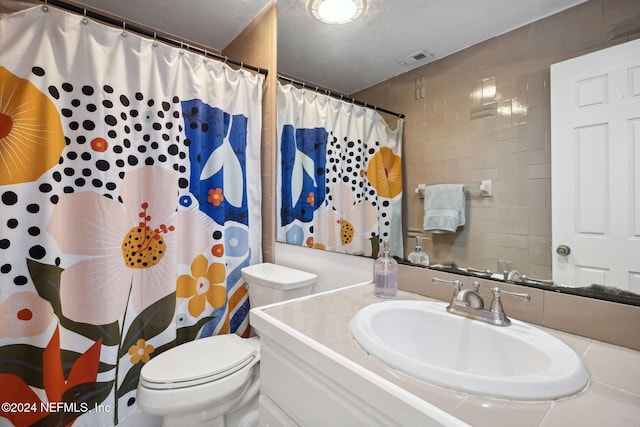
349,300,589,400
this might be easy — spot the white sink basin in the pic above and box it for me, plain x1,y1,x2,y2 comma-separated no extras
349,300,589,400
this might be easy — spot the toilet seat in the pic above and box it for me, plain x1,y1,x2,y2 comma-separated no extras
140,334,257,390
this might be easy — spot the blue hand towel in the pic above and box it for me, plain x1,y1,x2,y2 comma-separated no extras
423,184,466,233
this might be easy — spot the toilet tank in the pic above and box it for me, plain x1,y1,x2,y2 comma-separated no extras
241,263,317,308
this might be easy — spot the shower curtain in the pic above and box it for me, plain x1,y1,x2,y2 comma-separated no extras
0,6,263,426
277,82,403,258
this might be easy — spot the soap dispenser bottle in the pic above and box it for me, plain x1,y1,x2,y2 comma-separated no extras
407,236,430,266
374,240,397,298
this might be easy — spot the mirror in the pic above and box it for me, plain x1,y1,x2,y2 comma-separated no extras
276,0,640,304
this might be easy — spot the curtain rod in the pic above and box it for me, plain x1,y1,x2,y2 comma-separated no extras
278,74,405,119
38,0,268,76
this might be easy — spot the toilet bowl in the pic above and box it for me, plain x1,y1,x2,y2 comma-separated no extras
136,263,317,427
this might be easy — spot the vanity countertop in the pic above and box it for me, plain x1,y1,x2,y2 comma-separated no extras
260,283,640,427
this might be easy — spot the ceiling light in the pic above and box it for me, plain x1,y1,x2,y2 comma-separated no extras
309,0,366,25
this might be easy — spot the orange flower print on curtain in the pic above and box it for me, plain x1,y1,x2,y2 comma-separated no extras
366,147,402,199
128,339,155,364
0,67,65,185
177,254,227,317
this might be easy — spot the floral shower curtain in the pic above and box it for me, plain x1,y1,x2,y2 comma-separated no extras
277,82,403,258
0,6,263,426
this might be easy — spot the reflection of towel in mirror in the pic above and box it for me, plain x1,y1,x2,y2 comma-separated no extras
423,184,465,233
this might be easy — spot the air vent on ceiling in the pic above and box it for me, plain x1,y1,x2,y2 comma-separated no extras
398,50,434,66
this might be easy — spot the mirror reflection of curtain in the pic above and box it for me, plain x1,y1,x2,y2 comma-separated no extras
0,6,263,425
277,82,404,258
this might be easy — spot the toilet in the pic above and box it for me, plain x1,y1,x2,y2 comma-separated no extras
136,263,317,427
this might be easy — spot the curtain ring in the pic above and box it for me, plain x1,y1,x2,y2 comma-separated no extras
224,56,228,64
152,32,158,47
179,41,185,55
81,9,88,25
41,0,48,12
240,62,244,70
121,22,127,37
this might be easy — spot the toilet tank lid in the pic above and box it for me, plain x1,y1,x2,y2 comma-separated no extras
241,263,317,289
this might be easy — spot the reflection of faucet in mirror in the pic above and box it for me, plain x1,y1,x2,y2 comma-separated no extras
505,270,521,281
466,267,494,277
502,270,553,286
519,275,553,286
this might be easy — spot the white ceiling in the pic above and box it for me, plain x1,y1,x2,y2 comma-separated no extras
277,0,588,93
2,0,589,94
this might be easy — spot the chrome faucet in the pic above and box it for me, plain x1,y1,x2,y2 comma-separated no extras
432,277,530,326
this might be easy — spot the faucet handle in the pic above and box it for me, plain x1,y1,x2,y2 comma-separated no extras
432,277,463,300
472,281,480,292
432,277,463,291
488,287,530,326
491,287,530,302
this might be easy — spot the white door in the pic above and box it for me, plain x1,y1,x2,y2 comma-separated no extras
551,38,640,292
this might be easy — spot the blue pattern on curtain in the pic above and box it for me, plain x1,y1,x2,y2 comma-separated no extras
184,100,251,226
280,125,328,225
0,6,262,426
277,82,404,257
